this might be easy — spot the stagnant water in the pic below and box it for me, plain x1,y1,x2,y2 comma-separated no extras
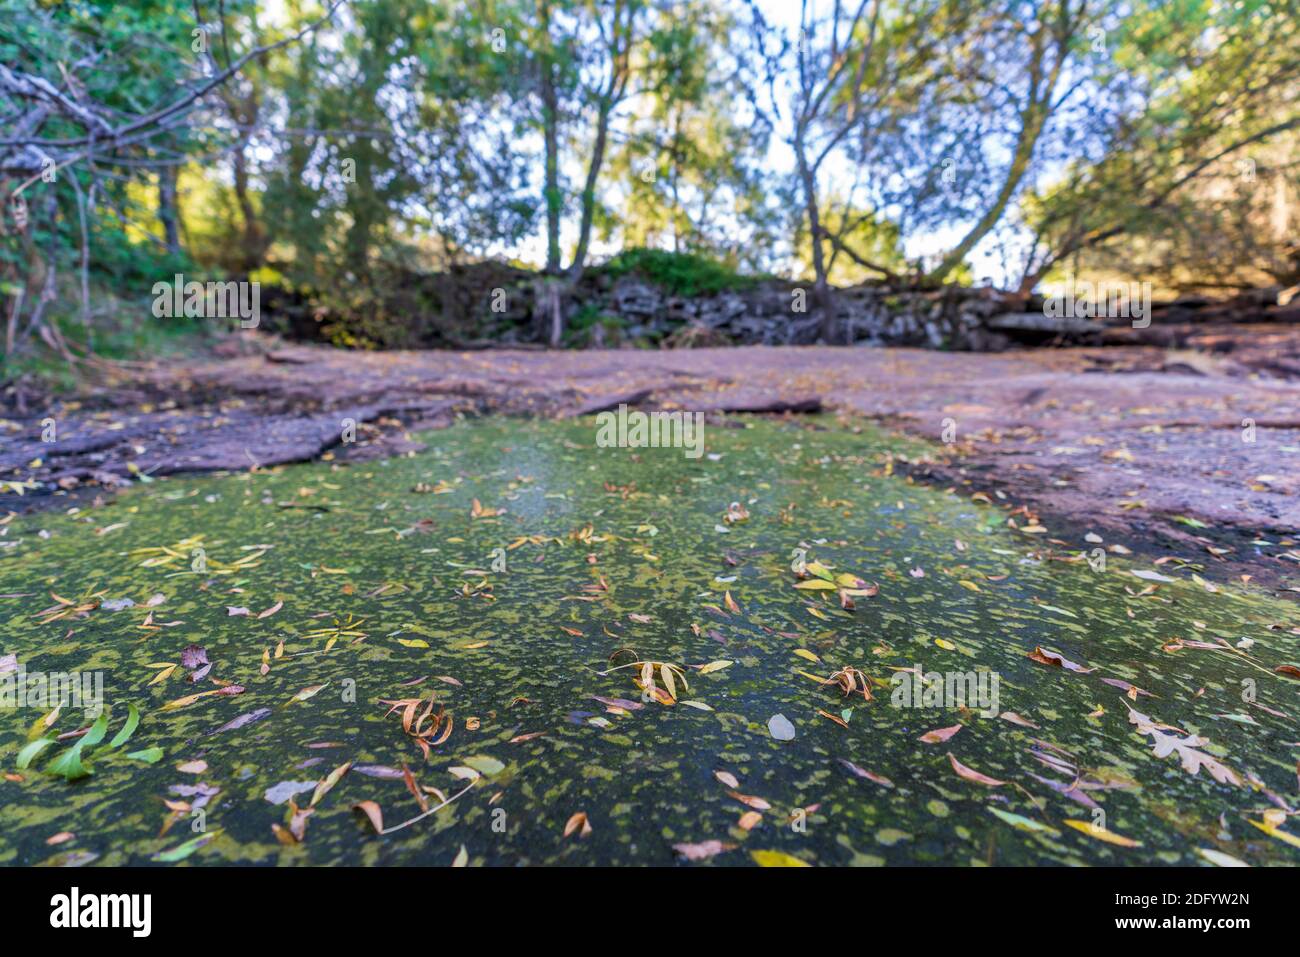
1,416,1297,866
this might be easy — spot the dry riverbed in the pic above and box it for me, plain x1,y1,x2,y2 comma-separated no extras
3,337,1299,593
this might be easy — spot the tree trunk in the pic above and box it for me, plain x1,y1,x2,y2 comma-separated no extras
539,5,562,275
231,145,265,273
927,106,1046,283
795,135,834,341
157,164,182,256
568,99,614,283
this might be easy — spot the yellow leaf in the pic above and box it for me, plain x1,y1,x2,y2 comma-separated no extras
1064,819,1142,847
804,561,834,581
750,849,810,867
311,761,352,807
793,649,821,662
288,682,329,704
1247,819,1300,849
660,664,677,701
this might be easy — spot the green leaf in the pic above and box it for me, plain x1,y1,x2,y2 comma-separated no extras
80,710,111,748
461,755,505,776
45,711,110,781
126,747,164,764
152,829,221,863
988,807,1060,833
16,738,55,769
45,744,90,781
109,704,140,749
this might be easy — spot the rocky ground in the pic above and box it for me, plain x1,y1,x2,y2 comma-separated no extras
3,332,1299,590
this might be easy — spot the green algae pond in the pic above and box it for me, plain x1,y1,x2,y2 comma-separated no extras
1,415,1298,867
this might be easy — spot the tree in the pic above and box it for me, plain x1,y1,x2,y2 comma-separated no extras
0,0,344,360
1015,0,1300,292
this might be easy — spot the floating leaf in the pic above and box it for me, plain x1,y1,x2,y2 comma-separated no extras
353,801,383,834
564,811,592,838
673,840,734,861
1131,569,1175,583
947,752,1005,787
838,759,893,787
1127,704,1241,786
153,830,221,863
1247,819,1300,849
311,761,352,807
988,808,1058,833
919,724,962,744
767,713,795,741
16,738,54,770
1197,847,1249,867
1027,647,1095,673
108,704,140,749
1064,819,1142,847
462,755,504,776
287,683,329,705
750,849,810,867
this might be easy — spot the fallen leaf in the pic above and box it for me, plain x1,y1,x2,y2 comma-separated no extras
1064,819,1142,848
750,849,810,867
714,770,739,788
353,801,383,834
564,811,592,838
947,752,1005,786
1027,646,1095,673
838,759,893,788
919,724,962,744
767,713,795,741
672,839,735,861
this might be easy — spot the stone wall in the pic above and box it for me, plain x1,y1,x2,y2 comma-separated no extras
264,263,1112,351
564,275,1093,351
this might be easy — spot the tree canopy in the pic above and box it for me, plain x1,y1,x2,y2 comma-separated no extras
2,0,1296,357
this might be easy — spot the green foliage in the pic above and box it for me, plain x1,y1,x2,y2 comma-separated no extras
3,0,1297,366
597,248,762,297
